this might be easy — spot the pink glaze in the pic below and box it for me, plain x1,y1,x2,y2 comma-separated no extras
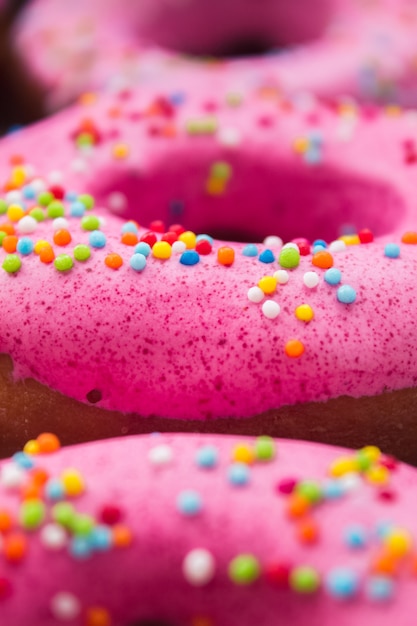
12,0,417,111
1,433,416,625
1,87,417,420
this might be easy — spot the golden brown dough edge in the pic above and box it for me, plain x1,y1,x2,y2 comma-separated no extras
1,353,416,464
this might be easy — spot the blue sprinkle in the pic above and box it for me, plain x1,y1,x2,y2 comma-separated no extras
242,244,258,257
304,147,322,165
308,130,324,147
325,568,359,599
130,253,147,272
22,186,36,200
134,241,151,257
69,201,86,217
121,221,138,234
12,451,34,469
312,244,326,254
177,490,203,516
366,576,394,601
65,191,77,202
69,536,92,559
313,239,327,249
196,446,219,469
45,479,65,501
180,250,200,266
90,525,113,551
170,92,186,106
89,230,107,248
16,237,34,255
259,249,275,264
337,285,357,304
374,520,393,540
322,480,345,499
324,268,342,286
343,524,368,549
227,463,250,486
196,234,214,245
384,243,400,259
169,200,184,216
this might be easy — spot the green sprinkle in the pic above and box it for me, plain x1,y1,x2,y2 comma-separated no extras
226,92,243,107
52,502,75,528
81,215,100,231
73,244,91,262
211,162,232,181
19,499,46,530
254,436,276,462
38,191,54,206
2,254,21,274
70,514,95,536
47,201,65,219
355,451,373,472
76,133,94,148
29,207,46,222
186,117,218,135
228,555,260,585
289,566,320,594
295,481,322,504
78,194,94,210
279,247,300,269
54,254,74,272
0,231,6,245
0,199,7,215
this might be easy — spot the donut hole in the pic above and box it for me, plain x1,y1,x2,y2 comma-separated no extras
131,0,336,58
97,159,406,244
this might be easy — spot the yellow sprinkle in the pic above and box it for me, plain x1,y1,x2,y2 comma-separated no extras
34,240,52,255
232,444,255,465
360,445,382,463
112,143,130,159
339,234,360,246
23,440,40,455
206,177,226,196
11,166,27,187
258,276,277,295
152,241,172,260
295,304,314,323
293,138,309,154
328,456,358,477
7,204,25,222
61,469,85,497
366,465,390,486
178,231,197,249
384,529,413,558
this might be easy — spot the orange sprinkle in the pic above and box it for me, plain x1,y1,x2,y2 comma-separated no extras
162,123,177,138
9,154,24,166
0,509,13,533
121,232,138,246
296,518,319,544
285,339,305,358
371,551,398,576
312,250,334,269
78,92,98,106
2,235,18,253
286,493,310,519
34,239,51,255
84,607,112,626
105,253,123,270
53,229,72,246
112,143,129,159
402,231,417,244
21,481,42,501
39,246,55,264
37,432,61,454
217,246,235,266
112,524,133,548
30,467,49,486
4,532,28,562
0,223,15,235
108,106,121,118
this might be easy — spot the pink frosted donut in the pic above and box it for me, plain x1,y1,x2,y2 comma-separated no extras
1,433,417,625
13,0,417,111
1,85,417,461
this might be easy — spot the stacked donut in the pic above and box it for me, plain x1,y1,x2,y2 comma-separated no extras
2,1,417,624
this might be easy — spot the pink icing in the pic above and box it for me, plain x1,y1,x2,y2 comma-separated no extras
1,433,416,625
0,87,417,421
12,0,417,110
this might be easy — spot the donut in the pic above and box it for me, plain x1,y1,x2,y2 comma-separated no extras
1,432,416,626
12,0,417,112
1,85,417,462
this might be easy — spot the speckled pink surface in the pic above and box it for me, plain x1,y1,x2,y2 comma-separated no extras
1,88,417,421
1,433,417,625
13,0,417,110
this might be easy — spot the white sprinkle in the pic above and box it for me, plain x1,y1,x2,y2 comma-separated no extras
71,158,88,173
303,271,320,289
273,269,289,285
282,242,299,250
263,235,283,248
339,473,362,492
247,286,264,303
218,127,241,147
98,216,107,228
329,240,347,253
52,217,69,231
50,592,81,621
5,190,22,205
48,170,63,185
0,463,26,490
30,178,47,194
172,240,187,254
107,192,127,214
262,300,281,319
17,215,37,234
183,548,216,586
148,444,174,466
40,523,68,550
